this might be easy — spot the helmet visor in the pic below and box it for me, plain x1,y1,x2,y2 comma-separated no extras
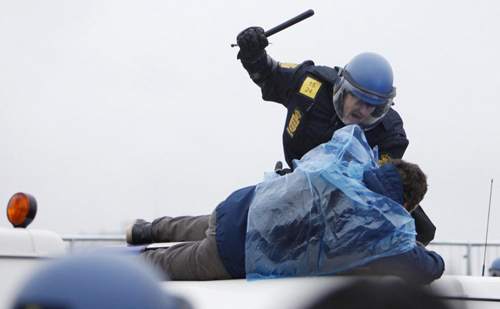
340,67,396,105
333,76,394,131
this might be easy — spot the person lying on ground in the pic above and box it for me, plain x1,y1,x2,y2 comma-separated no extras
126,126,444,284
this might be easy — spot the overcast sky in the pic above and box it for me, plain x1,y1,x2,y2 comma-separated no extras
1,1,500,243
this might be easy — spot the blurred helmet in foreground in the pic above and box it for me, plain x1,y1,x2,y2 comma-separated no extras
490,257,500,277
12,254,192,309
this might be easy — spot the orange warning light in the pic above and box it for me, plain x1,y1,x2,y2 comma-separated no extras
7,193,37,228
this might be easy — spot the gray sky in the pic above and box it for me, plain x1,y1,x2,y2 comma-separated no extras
1,0,499,242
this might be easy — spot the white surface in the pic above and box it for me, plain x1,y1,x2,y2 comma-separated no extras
0,227,65,258
163,275,500,309
430,275,500,309
164,276,363,309
0,227,66,308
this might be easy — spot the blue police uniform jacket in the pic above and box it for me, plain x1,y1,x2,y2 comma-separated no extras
243,56,409,169
241,53,435,246
214,164,444,284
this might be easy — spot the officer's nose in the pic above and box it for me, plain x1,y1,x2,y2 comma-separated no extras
357,104,375,117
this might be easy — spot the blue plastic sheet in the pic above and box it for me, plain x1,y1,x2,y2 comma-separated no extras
245,125,416,280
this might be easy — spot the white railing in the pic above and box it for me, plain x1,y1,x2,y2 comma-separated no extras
61,236,500,277
62,235,126,254
427,240,500,276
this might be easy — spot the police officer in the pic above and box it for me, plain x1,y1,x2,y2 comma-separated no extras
236,27,436,245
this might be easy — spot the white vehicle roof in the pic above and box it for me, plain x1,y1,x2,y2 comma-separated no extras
0,227,65,258
163,275,500,309
0,226,66,309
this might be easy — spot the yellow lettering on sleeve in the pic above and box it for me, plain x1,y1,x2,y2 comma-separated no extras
286,108,303,138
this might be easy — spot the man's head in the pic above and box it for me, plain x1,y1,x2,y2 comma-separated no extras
386,158,428,213
333,52,396,131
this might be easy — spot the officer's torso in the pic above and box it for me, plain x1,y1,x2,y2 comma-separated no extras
280,65,341,168
274,63,408,168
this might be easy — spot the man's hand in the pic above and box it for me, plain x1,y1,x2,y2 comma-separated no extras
274,161,292,176
236,27,269,60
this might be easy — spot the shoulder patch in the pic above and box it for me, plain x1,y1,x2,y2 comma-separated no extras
378,154,391,167
299,77,322,100
279,62,299,69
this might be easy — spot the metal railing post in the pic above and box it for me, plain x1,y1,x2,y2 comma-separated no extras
466,243,472,276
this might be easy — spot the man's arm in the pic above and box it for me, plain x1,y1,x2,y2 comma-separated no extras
237,26,315,107
358,246,445,285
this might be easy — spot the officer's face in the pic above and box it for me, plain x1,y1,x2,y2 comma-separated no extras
342,94,376,125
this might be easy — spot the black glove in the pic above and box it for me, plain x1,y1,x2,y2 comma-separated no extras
274,161,292,176
236,27,269,61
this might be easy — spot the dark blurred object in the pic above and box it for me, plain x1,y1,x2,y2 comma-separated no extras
490,257,500,276
304,279,452,309
412,206,436,246
274,161,292,176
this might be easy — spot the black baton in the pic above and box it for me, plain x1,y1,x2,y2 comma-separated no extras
231,9,314,47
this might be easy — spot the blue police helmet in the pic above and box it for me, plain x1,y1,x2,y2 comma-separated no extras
345,52,395,97
13,254,192,309
332,52,396,131
490,257,500,276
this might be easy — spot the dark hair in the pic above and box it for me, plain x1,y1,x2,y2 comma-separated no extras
386,158,428,212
